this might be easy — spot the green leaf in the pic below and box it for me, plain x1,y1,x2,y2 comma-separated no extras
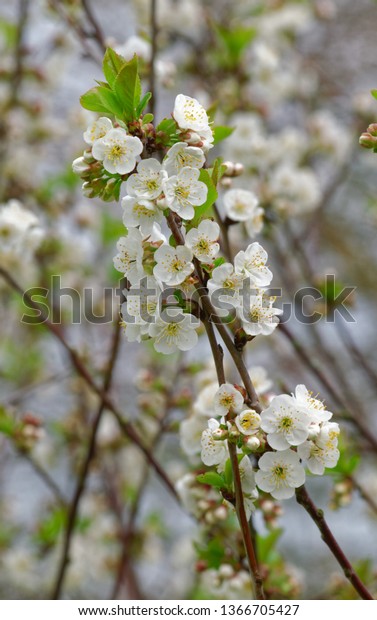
156,118,179,146
142,112,154,124
371,90,377,100
197,472,226,489
214,256,226,268
206,101,219,124
211,157,227,186
102,47,126,89
257,529,283,564
215,24,257,65
213,125,234,145
113,55,141,122
137,91,152,117
187,169,218,230
80,85,123,117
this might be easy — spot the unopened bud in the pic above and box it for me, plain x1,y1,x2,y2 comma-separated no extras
245,436,260,451
213,505,228,521
359,132,377,149
218,564,234,579
72,156,90,175
212,428,228,441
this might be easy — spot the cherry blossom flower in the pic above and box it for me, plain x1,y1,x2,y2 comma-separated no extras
83,117,113,145
235,410,261,436
214,384,244,416
292,385,332,423
207,263,245,312
121,196,163,236
238,290,282,336
163,167,208,220
92,128,143,174
153,244,194,285
149,312,199,354
223,188,260,222
201,418,228,467
297,440,339,475
260,394,311,450
255,449,306,500
173,94,211,133
234,242,273,287
163,142,205,176
185,219,220,263
126,159,167,200
113,228,145,283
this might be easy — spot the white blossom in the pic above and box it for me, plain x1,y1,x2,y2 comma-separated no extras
223,189,259,222
180,415,207,456
201,418,228,467
126,158,167,200
163,167,208,220
153,244,194,285
193,382,219,417
260,394,311,450
269,164,321,215
92,128,143,175
185,219,220,263
163,142,205,176
248,366,273,396
173,94,211,133
255,449,306,500
214,384,244,416
149,312,199,354
0,200,44,266
297,440,339,475
83,117,113,145
123,276,161,326
234,242,273,287
238,290,282,336
235,410,261,436
113,228,145,283
121,196,163,236
292,385,332,423
207,263,245,312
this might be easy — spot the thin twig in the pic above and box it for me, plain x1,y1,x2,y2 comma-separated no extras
20,450,67,507
81,0,106,51
51,320,122,599
296,485,374,600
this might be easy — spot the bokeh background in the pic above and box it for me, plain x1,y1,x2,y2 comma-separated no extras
1,0,377,600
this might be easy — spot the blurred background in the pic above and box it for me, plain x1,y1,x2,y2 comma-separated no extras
1,0,377,601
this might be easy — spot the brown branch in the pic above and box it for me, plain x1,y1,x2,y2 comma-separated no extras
81,0,106,52
20,450,67,507
51,320,122,600
295,485,374,600
166,214,264,599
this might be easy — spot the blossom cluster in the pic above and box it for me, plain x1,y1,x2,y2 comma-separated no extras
74,86,281,353
198,381,340,506
0,199,44,272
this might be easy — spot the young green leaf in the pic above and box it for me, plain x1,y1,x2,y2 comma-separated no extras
102,47,126,88
113,55,142,122
156,118,179,146
186,169,218,230
80,85,124,117
137,91,152,117
371,89,377,100
197,472,226,489
213,125,235,145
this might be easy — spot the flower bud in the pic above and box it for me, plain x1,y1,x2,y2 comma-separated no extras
72,156,90,175
213,505,228,521
359,132,377,149
245,436,260,451
218,564,234,579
